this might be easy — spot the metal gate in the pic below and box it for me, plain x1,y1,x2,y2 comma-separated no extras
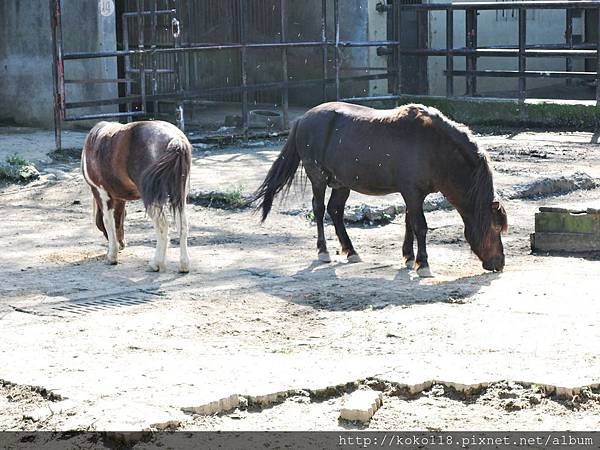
50,0,184,149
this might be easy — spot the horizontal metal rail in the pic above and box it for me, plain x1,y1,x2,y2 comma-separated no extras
400,1,600,10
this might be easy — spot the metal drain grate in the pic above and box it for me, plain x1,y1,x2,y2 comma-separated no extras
17,288,165,317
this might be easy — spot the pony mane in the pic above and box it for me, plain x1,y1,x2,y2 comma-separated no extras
401,104,507,249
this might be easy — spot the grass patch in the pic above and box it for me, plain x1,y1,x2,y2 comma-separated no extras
188,185,250,209
0,154,39,183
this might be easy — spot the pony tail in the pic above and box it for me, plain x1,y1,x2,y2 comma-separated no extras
141,137,192,217
252,121,301,222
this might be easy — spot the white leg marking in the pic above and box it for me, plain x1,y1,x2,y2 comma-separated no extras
149,207,169,272
177,208,190,273
98,188,118,265
318,251,331,263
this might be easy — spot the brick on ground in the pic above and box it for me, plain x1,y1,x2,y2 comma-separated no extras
339,389,383,423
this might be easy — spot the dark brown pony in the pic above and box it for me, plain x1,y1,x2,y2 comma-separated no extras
82,120,192,272
254,102,507,276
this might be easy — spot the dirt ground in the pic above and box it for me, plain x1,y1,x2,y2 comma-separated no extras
1,128,600,432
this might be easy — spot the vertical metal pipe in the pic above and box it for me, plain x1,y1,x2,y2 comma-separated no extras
50,0,64,150
280,0,289,130
596,6,600,105
395,0,402,96
565,8,573,86
123,16,133,122
334,0,340,100
239,0,248,136
446,7,454,97
321,0,328,102
518,7,527,103
136,0,146,115
465,8,477,96
174,0,184,131
151,0,159,116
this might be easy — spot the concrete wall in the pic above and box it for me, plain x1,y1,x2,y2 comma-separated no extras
427,0,585,97
0,0,117,128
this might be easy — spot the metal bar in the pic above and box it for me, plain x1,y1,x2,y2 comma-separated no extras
63,41,408,61
137,0,146,115
65,72,398,110
397,1,600,10
280,0,289,130
393,48,599,57
239,0,248,136
518,8,527,102
596,6,600,104
321,0,328,101
173,0,184,131
466,8,478,96
565,8,573,86
122,9,175,16
340,95,402,102
395,0,402,95
334,0,341,100
65,78,132,84
151,0,159,117
446,7,454,97
449,69,598,79
125,68,176,74
123,13,132,121
65,111,146,122
50,0,64,151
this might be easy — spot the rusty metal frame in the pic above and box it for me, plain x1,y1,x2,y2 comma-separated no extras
50,0,600,150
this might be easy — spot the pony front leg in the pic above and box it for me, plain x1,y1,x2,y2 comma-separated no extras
402,211,415,269
410,205,434,278
149,208,169,272
98,190,119,265
176,208,190,273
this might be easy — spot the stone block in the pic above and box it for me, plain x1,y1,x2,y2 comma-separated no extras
339,389,383,423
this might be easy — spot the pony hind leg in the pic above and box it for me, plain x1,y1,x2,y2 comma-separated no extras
148,206,169,272
310,180,330,263
113,200,127,251
327,188,360,263
97,188,119,265
402,210,415,269
176,206,190,273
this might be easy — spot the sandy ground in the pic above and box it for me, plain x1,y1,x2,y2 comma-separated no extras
1,128,600,432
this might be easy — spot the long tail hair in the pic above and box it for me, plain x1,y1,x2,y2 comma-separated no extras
253,121,301,221
141,137,191,217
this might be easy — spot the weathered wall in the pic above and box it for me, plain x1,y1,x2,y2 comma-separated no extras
0,1,117,128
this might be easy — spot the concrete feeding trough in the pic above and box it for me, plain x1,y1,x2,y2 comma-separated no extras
530,206,600,253
249,110,283,129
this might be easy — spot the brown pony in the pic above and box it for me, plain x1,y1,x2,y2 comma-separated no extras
82,120,192,272
254,102,507,276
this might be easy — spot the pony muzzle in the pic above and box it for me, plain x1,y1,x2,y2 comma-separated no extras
482,255,505,272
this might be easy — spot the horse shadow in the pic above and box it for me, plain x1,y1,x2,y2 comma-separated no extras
249,260,499,311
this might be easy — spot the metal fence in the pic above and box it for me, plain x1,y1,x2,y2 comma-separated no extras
50,0,600,150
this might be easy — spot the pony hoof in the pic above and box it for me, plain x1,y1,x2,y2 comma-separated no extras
416,266,434,278
404,258,415,270
318,252,331,263
347,254,362,263
119,240,126,251
179,265,190,274
148,262,166,272
105,258,118,266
